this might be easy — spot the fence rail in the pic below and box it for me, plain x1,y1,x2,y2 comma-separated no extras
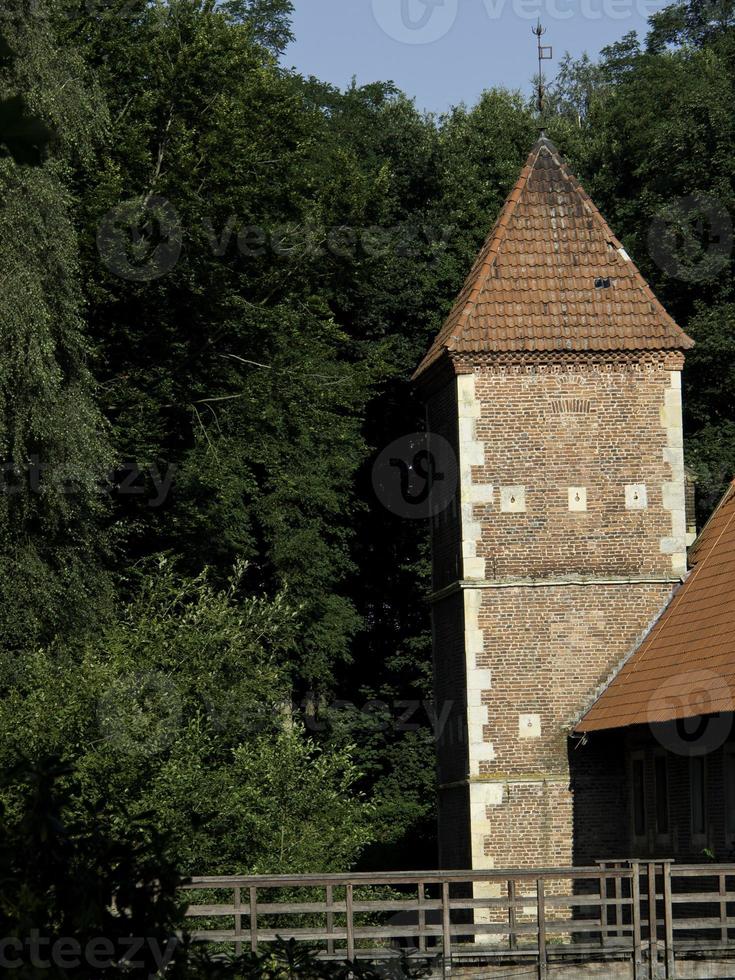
183,862,735,978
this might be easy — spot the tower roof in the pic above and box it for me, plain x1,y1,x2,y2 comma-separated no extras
414,136,693,380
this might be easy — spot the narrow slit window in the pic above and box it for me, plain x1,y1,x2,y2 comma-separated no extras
632,756,646,838
726,753,735,839
655,755,669,835
691,757,706,838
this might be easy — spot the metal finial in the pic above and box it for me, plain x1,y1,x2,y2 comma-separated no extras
532,21,553,118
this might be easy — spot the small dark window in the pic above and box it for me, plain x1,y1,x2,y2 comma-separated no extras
655,755,669,834
594,276,611,289
632,757,646,837
691,757,706,837
726,754,735,838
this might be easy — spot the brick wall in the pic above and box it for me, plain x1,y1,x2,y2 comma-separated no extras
469,356,686,580
423,352,688,873
476,583,674,777
571,732,627,864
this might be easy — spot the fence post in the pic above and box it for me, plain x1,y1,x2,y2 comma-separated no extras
441,880,451,978
600,870,607,946
508,878,517,950
647,863,657,980
537,877,547,980
632,862,642,980
233,886,242,956
615,865,624,939
346,883,355,962
249,885,258,953
719,873,727,947
326,884,335,956
418,880,426,953
662,861,674,979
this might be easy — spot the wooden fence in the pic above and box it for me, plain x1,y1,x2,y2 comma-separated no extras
183,862,735,978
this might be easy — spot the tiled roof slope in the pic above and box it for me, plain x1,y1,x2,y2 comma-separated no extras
413,136,693,379
576,481,735,733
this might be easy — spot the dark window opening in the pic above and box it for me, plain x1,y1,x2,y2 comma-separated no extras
633,757,646,837
691,757,706,837
726,754,735,837
655,755,669,834
594,277,611,289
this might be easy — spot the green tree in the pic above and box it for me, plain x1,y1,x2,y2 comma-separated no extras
0,0,113,653
0,561,370,875
222,0,295,54
55,0,376,686
547,21,735,516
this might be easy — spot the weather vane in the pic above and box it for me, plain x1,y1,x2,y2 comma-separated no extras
532,21,553,119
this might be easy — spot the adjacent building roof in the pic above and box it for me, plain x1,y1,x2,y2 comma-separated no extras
576,481,735,733
413,136,693,380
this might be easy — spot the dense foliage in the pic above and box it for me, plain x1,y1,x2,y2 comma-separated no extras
0,762,419,977
0,562,370,875
0,0,112,652
1,0,734,919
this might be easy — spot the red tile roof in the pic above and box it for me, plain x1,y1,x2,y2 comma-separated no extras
413,136,693,379
575,481,735,733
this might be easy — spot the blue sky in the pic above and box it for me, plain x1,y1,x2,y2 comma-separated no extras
284,0,667,114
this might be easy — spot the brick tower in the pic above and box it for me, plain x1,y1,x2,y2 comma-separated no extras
414,137,694,873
